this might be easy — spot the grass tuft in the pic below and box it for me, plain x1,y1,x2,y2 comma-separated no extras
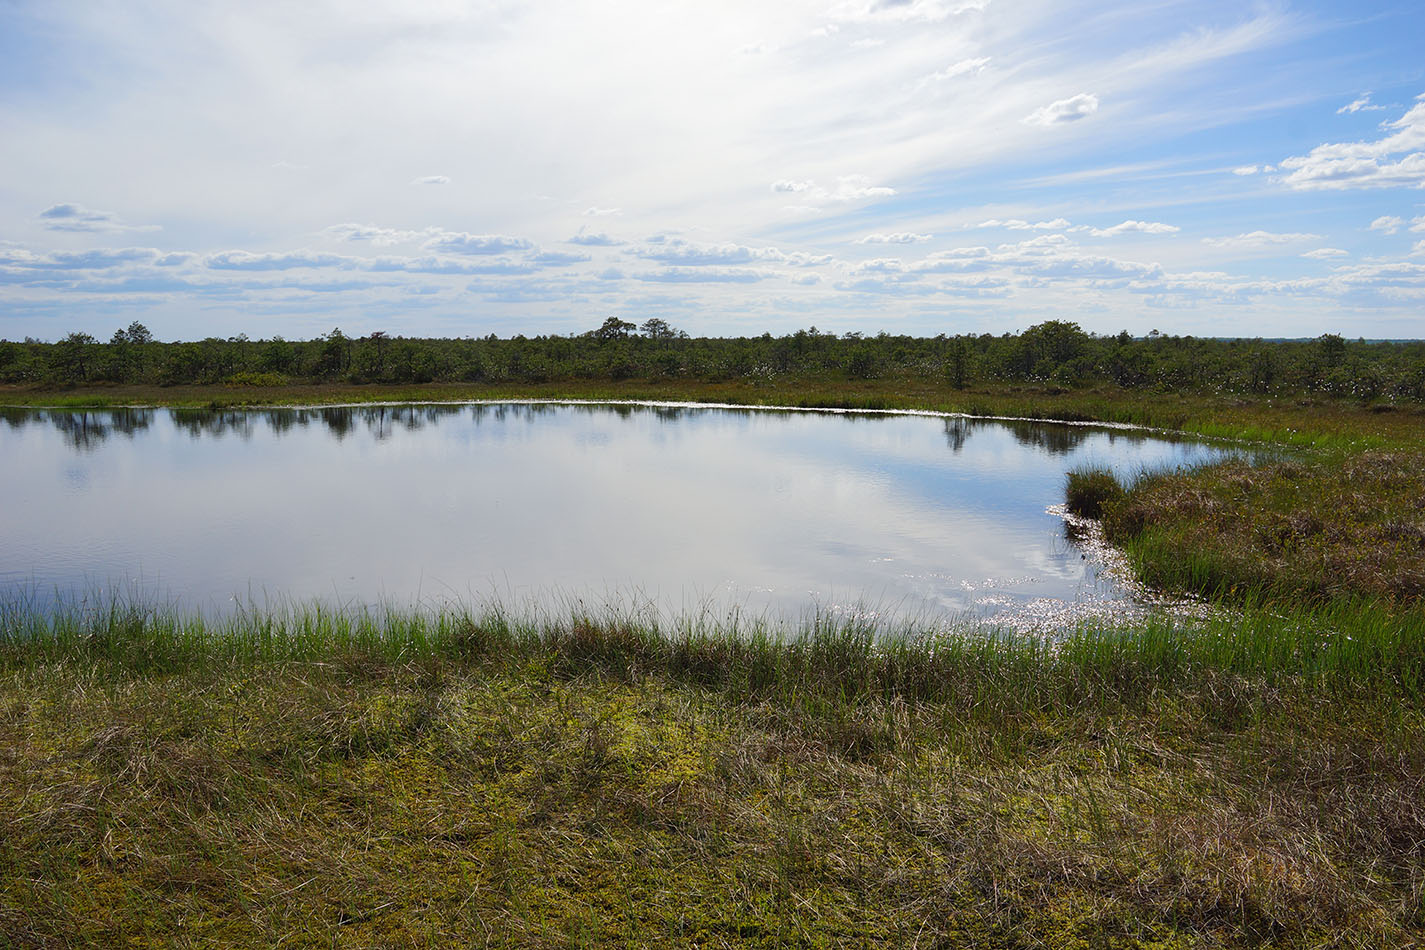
1065,465,1126,519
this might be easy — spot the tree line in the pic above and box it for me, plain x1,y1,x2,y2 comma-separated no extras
3,318,1422,402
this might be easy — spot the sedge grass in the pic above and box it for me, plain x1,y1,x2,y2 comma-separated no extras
4,595,1422,703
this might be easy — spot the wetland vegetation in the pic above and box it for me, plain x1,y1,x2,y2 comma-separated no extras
3,323,1424,946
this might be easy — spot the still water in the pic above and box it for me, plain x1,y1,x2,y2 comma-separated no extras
1,403,1229,629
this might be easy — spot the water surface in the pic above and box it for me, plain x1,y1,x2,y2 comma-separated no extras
0,403,1228,628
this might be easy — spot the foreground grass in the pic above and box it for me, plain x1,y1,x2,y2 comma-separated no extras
3,605,1425,947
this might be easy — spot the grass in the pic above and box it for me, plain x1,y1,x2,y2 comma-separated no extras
1079,450,1425,607
2,600,1425,946
1065,466,1126,520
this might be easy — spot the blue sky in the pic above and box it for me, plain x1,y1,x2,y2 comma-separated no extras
1,0,1422,341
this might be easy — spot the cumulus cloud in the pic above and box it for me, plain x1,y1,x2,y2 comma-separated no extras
1024,93,1099,126
1073,220,1180,237
567,230,623,246
977,218,1071,231
857,232,932,244
1370,216,1405,234
634,267,769,283
0,247,177,270
422,232,535,255
632,237,829,267
1413,216,1425,232
410,175,450,185
325,223,433,246
1277,95,1425,190
1201,231,1320,249
205,250,356,270
1337,94,1386,114
1302,248,1349,259
37,203,158,233
771,175,896,205
370,256,537,276
853,258,907,274
529,250,591,266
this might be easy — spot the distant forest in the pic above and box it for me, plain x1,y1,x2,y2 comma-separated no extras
5,318,1424,401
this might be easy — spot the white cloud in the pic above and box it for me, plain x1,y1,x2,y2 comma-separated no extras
1370,216,1404,234
830,0,989,24
634,267,769,283
632,238,829,267
422,232,534,255
1277,95,1425,190
772,179,813,193
1201,231,1320,249
1072,220,1180,237
857,232,933,244
1301,248,1349,259
1,246,179,270
1024,93,1099,126
410,175,450,185
205,250,356,271
920,57,990,86
1232,165,1272,175
583,207,622,217
853,258,907,274
773,176,896,204
977,218,1071,231
1413,216,1425,233
325,223,433,246
37,203,158,233
567,230,623,246
530,250,591,266
1337,94,1386,115
370,255,536,276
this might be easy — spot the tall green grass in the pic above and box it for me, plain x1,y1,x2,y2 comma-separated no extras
6,597,1422,703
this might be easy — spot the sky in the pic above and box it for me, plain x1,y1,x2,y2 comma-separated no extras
1,0,1422,342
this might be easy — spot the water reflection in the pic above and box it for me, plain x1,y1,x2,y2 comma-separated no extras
1,403,1230,628
942,415,1160,456
15,408,157,452
15,404,1177,454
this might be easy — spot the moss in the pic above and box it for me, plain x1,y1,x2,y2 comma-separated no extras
2,639,1423,946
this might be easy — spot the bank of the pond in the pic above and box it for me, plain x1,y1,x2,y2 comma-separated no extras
7,378,1425,450
1068,449,1425,608
2,605,1424,946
